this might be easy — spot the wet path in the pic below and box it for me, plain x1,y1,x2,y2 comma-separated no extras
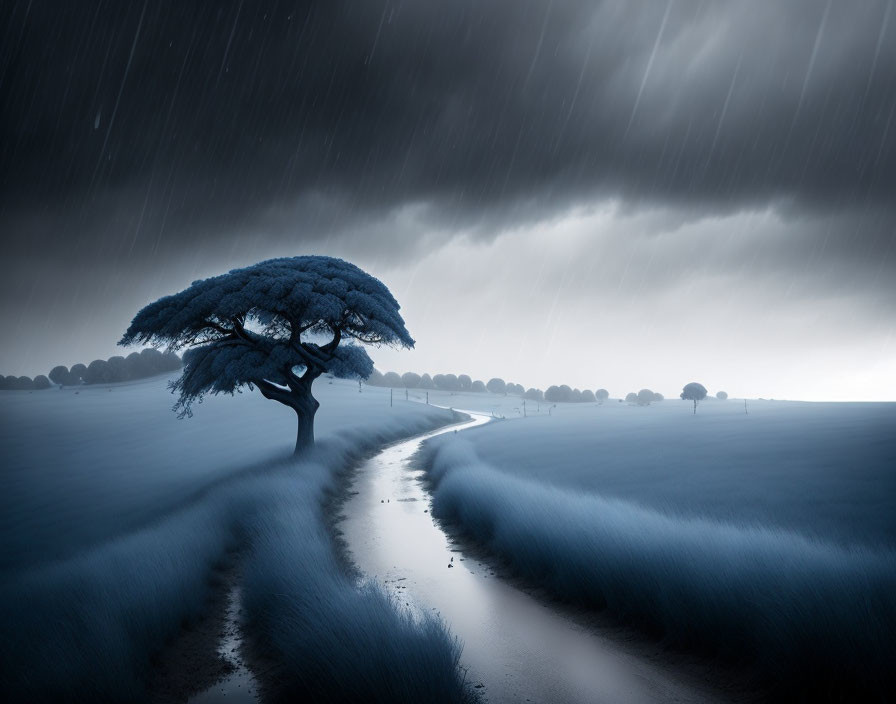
340,411,724,704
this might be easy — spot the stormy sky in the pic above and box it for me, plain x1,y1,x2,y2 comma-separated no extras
2,0,894,400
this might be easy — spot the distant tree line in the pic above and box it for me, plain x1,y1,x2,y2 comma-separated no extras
1,348,182,390
366,370,614,404
545,385,602,403
367,370,524,394
0,374,52,391
624,389,665,405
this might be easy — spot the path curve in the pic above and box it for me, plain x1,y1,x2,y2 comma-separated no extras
340,410,728,704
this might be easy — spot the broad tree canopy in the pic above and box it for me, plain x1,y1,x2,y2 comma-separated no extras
681,382,708,414
681,382,708,402
120,256,413,417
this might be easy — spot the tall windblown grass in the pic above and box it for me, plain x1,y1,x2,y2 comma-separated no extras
242,469,467,703
426,440,896,698
1,413,469,703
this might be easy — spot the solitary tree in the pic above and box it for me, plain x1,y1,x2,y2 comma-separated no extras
120,256,414,453
680,382,708,414
595,388,609,403
716,390,728,400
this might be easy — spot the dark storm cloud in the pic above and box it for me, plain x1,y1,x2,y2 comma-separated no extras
1,0,895,382
3,0,895,243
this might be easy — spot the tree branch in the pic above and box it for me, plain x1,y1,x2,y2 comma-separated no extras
321,326,342,354
255,378,294,405
204,320,232,336
231,316,252,342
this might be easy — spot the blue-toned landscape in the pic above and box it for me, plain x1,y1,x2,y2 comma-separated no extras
3,1,895,702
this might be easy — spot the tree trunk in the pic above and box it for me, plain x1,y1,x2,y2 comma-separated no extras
293,391,320,455
693,399,697,415
254,377,321,455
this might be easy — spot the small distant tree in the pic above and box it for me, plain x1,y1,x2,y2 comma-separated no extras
120,256,414,453
33,375,51,390
716,391,728,400
625,392,638,403
582,389,596,402
139,348,164,372
637,388,655,406
458,374,472,391
680,382,708,414
420,373,434,389
84,360,112,385
49,365,69,386
107,355,130,382
486,378,506,394
160,351,183,372
69,363,87,385
471,380,486,392
14,376,35,390
401,372,422,389
125,352,151,379
571,388,583,403
595,388,609,403
383,371,403,387
524,387,543,402
367,369,385,386
654,392,664,401
0,376,14,390
442,374,461,391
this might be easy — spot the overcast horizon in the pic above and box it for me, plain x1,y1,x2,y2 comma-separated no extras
2,1,894,401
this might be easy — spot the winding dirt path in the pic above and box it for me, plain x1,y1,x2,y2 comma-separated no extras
340,411,738,704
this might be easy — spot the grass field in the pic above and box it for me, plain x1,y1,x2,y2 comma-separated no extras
0,377,467,702
424,399,896,697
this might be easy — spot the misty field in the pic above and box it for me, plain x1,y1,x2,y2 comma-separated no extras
0,377,468,702
424,399,896,696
